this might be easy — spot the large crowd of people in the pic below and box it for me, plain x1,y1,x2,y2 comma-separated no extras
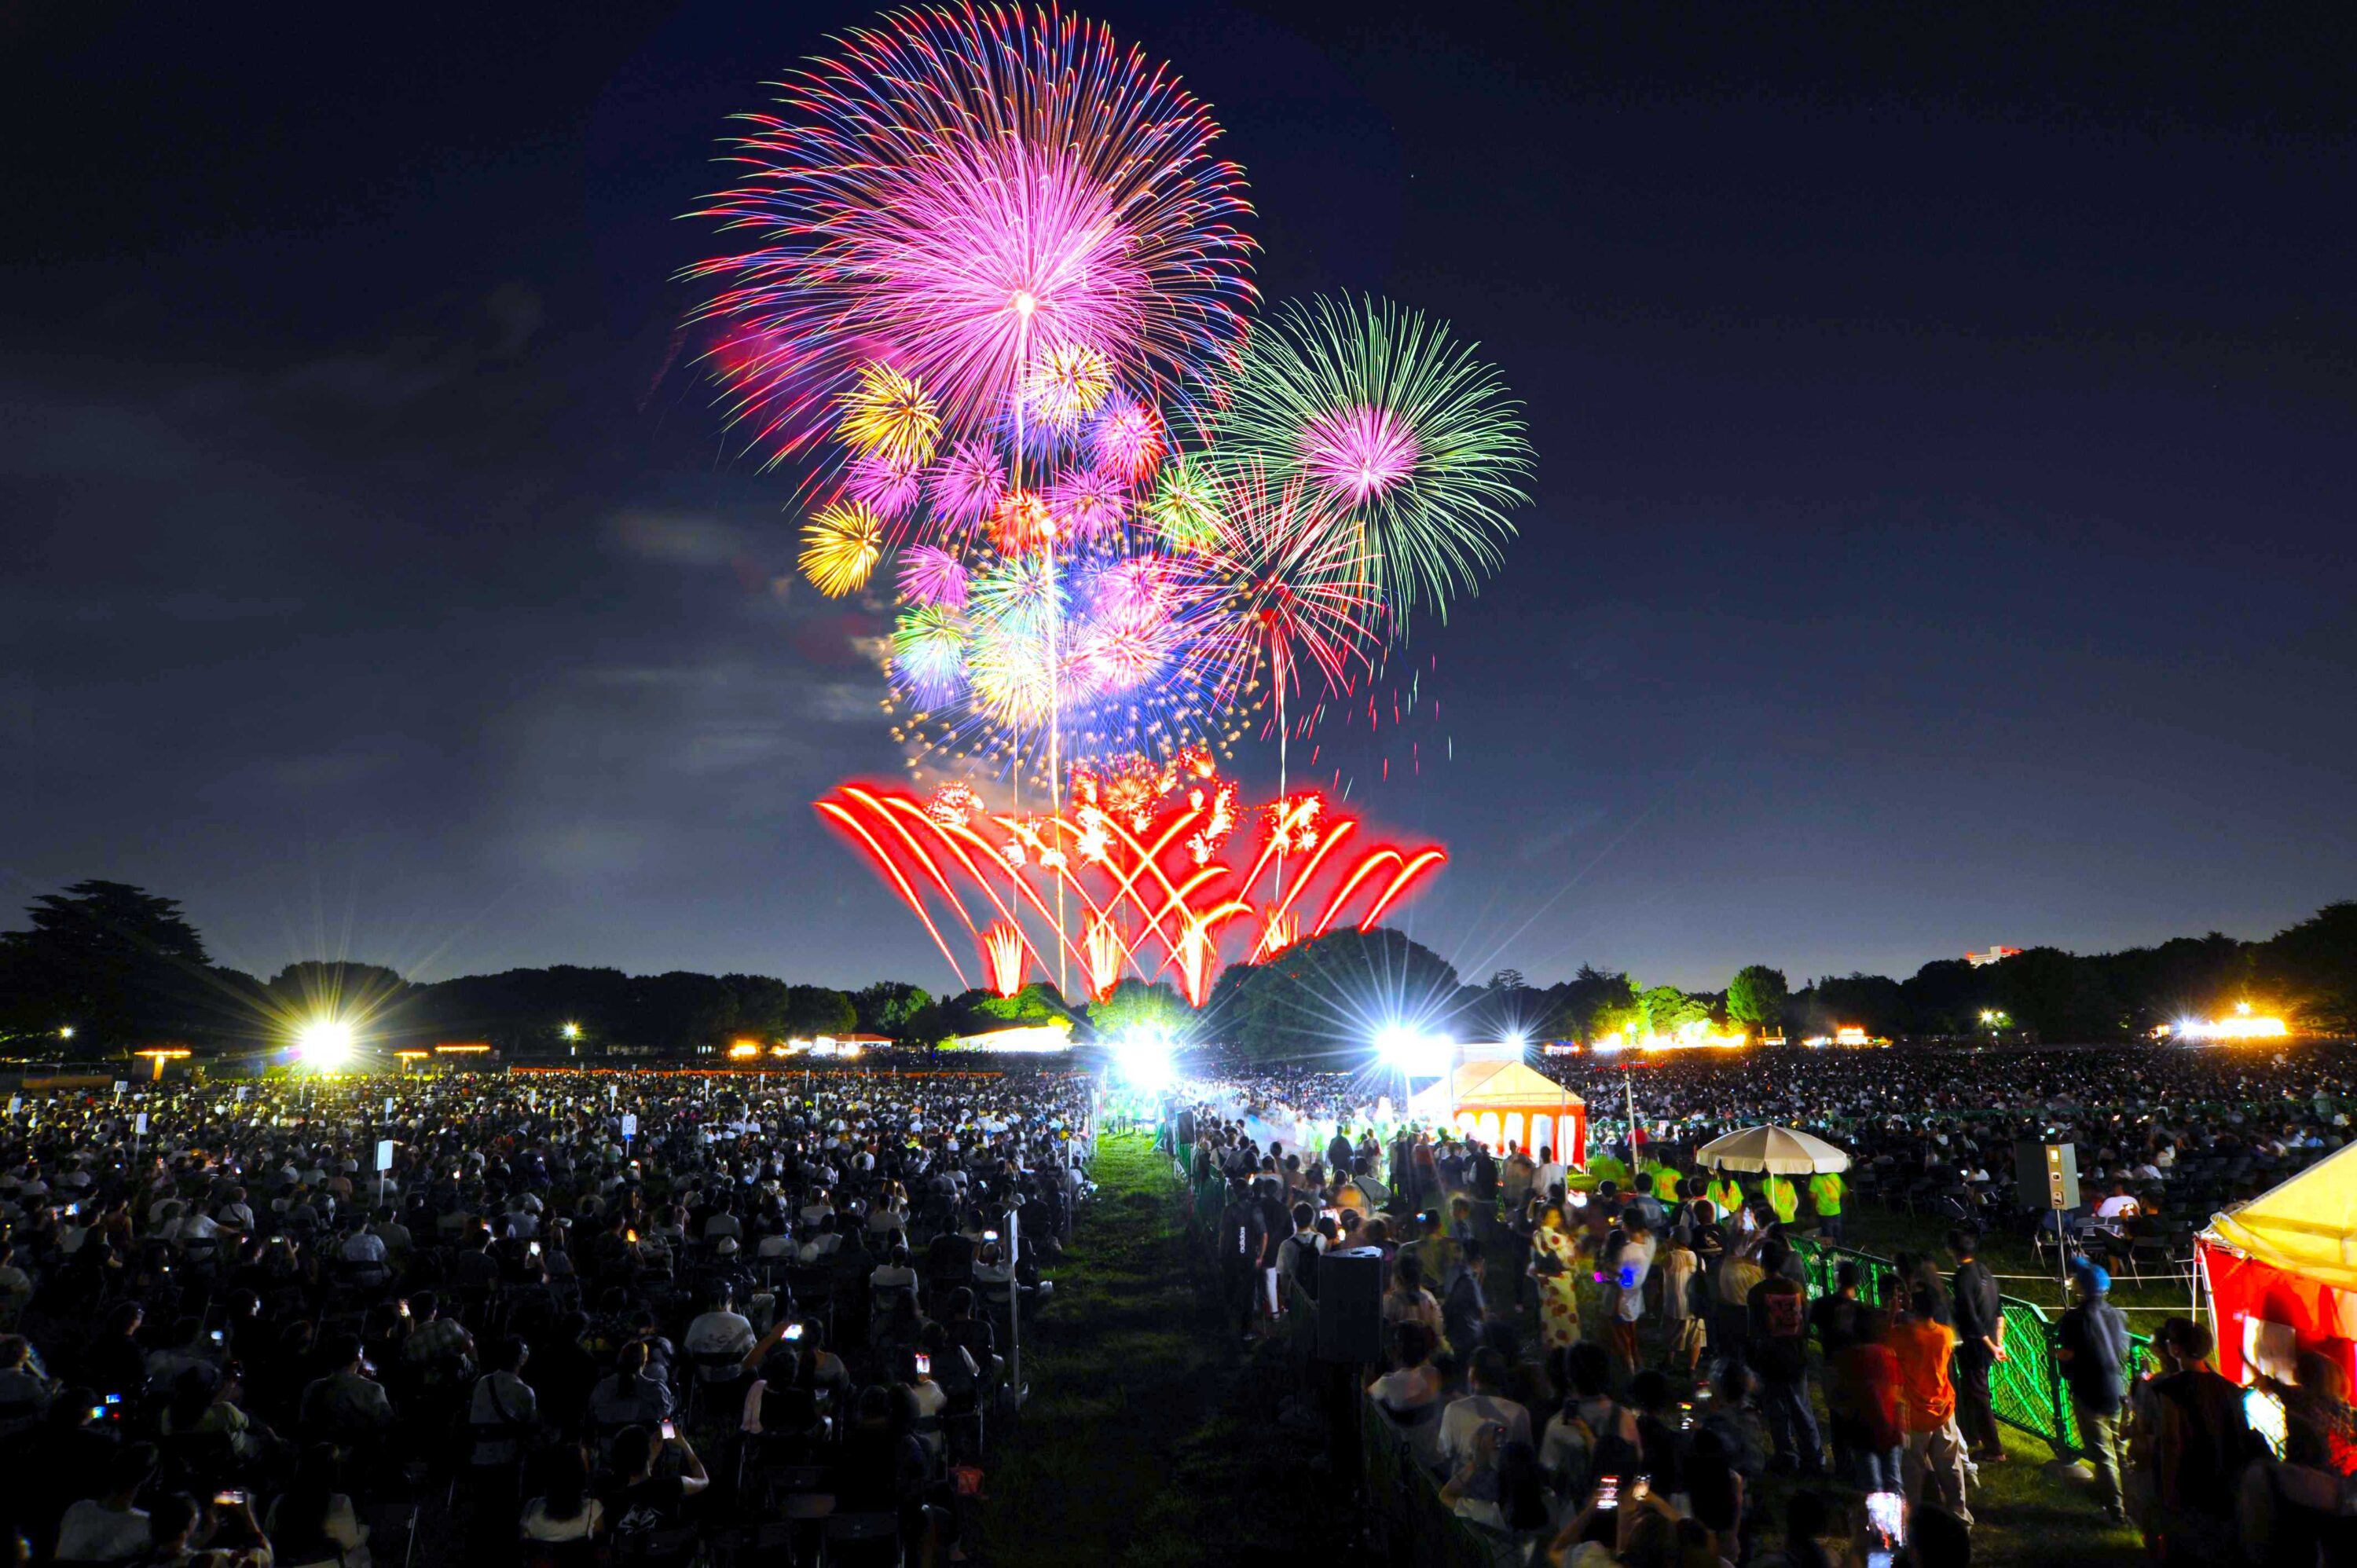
0,1066,1094,1566
1170,1040,2357,1567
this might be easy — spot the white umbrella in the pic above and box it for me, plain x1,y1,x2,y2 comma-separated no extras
1693,1124,1851,1175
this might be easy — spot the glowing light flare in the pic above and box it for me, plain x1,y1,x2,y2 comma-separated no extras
295,1019,357,1068
2171,1013,2290,1041
1112,1028,1177,1095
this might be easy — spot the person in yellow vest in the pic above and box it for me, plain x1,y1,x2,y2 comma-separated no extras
1649,1162,1682,1203
1808,1167,1846,1243
1764,1172,1799,1226
1707,1168,1745,1219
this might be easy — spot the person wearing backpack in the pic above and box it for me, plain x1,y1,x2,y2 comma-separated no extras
1215,1179,1268,1342
1274,1200,1325,1307
2143,1314,2255,1565
2056,1261,2131,1525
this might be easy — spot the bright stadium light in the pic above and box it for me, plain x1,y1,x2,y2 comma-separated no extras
295,1018,356,1068
1113,1030,1176,1096
561,1021,583,1042
1376,1024,1452,1077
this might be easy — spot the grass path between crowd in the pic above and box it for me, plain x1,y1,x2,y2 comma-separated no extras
982,1129,1327,1567
985,1131,2146,1566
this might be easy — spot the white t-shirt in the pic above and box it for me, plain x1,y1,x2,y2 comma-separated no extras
520,1497,603,1541
1439,1392,1530,1473
54,1500,151,1563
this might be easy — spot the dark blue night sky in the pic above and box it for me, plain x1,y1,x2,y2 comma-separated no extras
5,2,2351,992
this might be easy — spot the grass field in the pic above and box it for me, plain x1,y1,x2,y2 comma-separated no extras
987,1133,2150,1566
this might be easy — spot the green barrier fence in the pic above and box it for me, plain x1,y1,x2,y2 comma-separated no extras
1791,1236,2154,1459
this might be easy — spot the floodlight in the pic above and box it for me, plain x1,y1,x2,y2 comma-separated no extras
1113,1030,1175,1095
296,1018,356,1068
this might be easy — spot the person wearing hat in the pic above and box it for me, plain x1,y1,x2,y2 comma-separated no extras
2057,1258,2132,1524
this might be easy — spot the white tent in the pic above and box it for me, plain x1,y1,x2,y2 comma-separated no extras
1693,1123,1850,1175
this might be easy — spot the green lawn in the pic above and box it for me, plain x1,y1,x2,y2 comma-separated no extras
984,1130,1330,1566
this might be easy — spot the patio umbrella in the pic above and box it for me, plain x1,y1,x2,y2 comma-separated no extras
1693,1124,1851,1175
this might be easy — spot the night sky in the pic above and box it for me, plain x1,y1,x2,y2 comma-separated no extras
5,3,2352,994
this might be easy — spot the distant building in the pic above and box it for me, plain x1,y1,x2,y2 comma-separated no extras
1966,945,2022,968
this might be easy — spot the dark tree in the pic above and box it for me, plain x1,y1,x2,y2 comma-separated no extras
1218,928,1471,1064
1725,965,1790,1035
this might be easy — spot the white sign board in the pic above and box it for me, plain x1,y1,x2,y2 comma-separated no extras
376,1138,396,1173
384,1097,394,1117
113,1082,127,1097
135,1112,149,1135
620,1113,638,1139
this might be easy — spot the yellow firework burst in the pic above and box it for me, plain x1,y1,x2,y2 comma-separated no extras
800,501,883,596
1024,343,1113,428
837,362,941,466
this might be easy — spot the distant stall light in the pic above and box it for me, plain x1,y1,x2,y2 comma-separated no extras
728,1042,763,1059
394,1049,431,1061
135,1047,192,1059
433,1042,493,1054
2167,1009,2289,1042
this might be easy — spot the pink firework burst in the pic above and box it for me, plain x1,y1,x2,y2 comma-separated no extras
1049,465,1129,540
1072,603,1168,694
896,545,970,609
1300,404,1420,505
685,7,1255,459
844,449,925,521
928,438,1006,529
1091,392,1168,483
1091,555,1174,621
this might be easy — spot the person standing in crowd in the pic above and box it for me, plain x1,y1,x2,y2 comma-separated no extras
1890,1283,1970,1526
2137,1315,2253,1564
1947,1229,2007,1466
2056,1261,2130,1525
1607,1217,1655,1376
1527,1203,1582,1351
1745,1239,1823,1475
1215,1178,1269,1343
1808,1166,1846,1243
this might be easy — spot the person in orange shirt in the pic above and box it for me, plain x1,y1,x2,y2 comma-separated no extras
1887,1283,1970,1527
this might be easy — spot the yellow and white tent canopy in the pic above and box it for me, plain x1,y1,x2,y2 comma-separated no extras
1693,1124,1851,1176
2203,1137,2357,1294
1406,1060,1585,1121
